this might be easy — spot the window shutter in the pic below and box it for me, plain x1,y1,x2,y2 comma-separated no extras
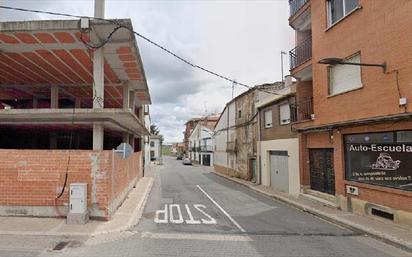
330,54,362,95
264,110,272,128
279,104,291,125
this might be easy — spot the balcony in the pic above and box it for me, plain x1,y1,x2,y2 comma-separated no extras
226,141,237,153
200,145,214,152
289,0,309,18
290,97,314,123
290,37,312,70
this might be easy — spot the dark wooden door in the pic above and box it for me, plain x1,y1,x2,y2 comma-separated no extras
309,149,335,195
202,154,211,166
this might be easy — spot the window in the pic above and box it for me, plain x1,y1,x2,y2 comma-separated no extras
279,104,291,125
327,0,359,26
150,141,155,147
329,53,362,95
238,110,242,118
264,110,273,128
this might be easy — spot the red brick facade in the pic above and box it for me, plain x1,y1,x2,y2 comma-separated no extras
0,149,141,219
290,0,412,225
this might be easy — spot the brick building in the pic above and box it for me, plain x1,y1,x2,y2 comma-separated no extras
0,19,150,219
289,0,412,226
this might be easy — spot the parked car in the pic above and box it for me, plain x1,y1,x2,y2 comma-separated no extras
182,158,192,165
176,154,183,160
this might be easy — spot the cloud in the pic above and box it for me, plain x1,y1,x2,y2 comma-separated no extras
1,0,294,143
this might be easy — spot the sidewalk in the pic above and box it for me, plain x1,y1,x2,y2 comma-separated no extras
212,171,412,251
0,176,153,237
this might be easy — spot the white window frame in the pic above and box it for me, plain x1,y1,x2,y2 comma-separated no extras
279,103,291,125
328,52,362,96
264,110,273,129
327,0,359,27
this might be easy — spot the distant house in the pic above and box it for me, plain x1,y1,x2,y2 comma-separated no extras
213,82,284,180
188,121,216,166
183,116,219,156
256,78,300,196
150,135,162,161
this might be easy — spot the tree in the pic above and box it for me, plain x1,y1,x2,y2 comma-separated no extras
150,124,160,135
150,124,164,144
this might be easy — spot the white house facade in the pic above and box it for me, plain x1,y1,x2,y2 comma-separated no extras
213,101,236,174
150,135,161,161
189,123,215,166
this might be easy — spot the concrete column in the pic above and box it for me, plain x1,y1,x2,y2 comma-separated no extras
129,91,135,112
122,83,130,110
50,131,58,149
93,48,104,109
51,86,59,108
75,98,82,108
129,134,135,149
33,97,38,108
92,0,105,151
122,133,129,143
94,0,105,19
93,123,104,150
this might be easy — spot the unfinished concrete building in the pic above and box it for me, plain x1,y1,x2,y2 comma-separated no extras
0,19,151,219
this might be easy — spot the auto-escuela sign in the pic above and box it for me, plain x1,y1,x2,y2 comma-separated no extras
345,140,412,191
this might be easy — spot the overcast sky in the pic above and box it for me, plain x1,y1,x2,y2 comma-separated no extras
1,0,294,143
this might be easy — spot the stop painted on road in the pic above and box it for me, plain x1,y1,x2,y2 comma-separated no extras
154,204,217,225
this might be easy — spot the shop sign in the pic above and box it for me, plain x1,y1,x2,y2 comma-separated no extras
345,141,412,191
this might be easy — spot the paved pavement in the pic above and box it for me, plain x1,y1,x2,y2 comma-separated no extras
2,156,412,257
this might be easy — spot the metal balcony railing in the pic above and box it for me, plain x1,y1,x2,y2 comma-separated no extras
290,97,314,122
200,145,214,152
289,0,309,18
289,37,312,70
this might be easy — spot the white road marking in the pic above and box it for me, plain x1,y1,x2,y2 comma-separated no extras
185,204,201,224
154,204,215,225
196,185,246,233
194,204,217,224
154,205,168,224
141,232,252,242
169,204,184,224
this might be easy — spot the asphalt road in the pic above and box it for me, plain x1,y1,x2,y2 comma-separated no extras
3,156,412,257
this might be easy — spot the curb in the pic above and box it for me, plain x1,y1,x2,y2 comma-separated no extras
211,171,412,252
91,177,154,236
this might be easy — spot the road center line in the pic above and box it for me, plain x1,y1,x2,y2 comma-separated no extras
196,185,246,233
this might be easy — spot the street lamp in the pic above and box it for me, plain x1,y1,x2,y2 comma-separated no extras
318,57,386,73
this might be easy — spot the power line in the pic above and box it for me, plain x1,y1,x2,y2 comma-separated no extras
0,5,287,96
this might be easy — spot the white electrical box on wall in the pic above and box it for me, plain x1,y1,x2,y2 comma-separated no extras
69,183,87,214
399,97,407,106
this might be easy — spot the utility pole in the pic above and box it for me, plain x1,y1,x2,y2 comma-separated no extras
92,0,105,151
232,80,237,99
281,51,287,83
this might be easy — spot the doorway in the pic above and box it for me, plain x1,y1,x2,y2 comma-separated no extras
202,154,211,166
269,151,289,193
309,149,335,195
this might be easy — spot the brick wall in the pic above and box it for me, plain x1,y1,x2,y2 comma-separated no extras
0,149,141,219
309,0,412,126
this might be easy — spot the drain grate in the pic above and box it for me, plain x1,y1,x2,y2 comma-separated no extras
52,241,69,251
